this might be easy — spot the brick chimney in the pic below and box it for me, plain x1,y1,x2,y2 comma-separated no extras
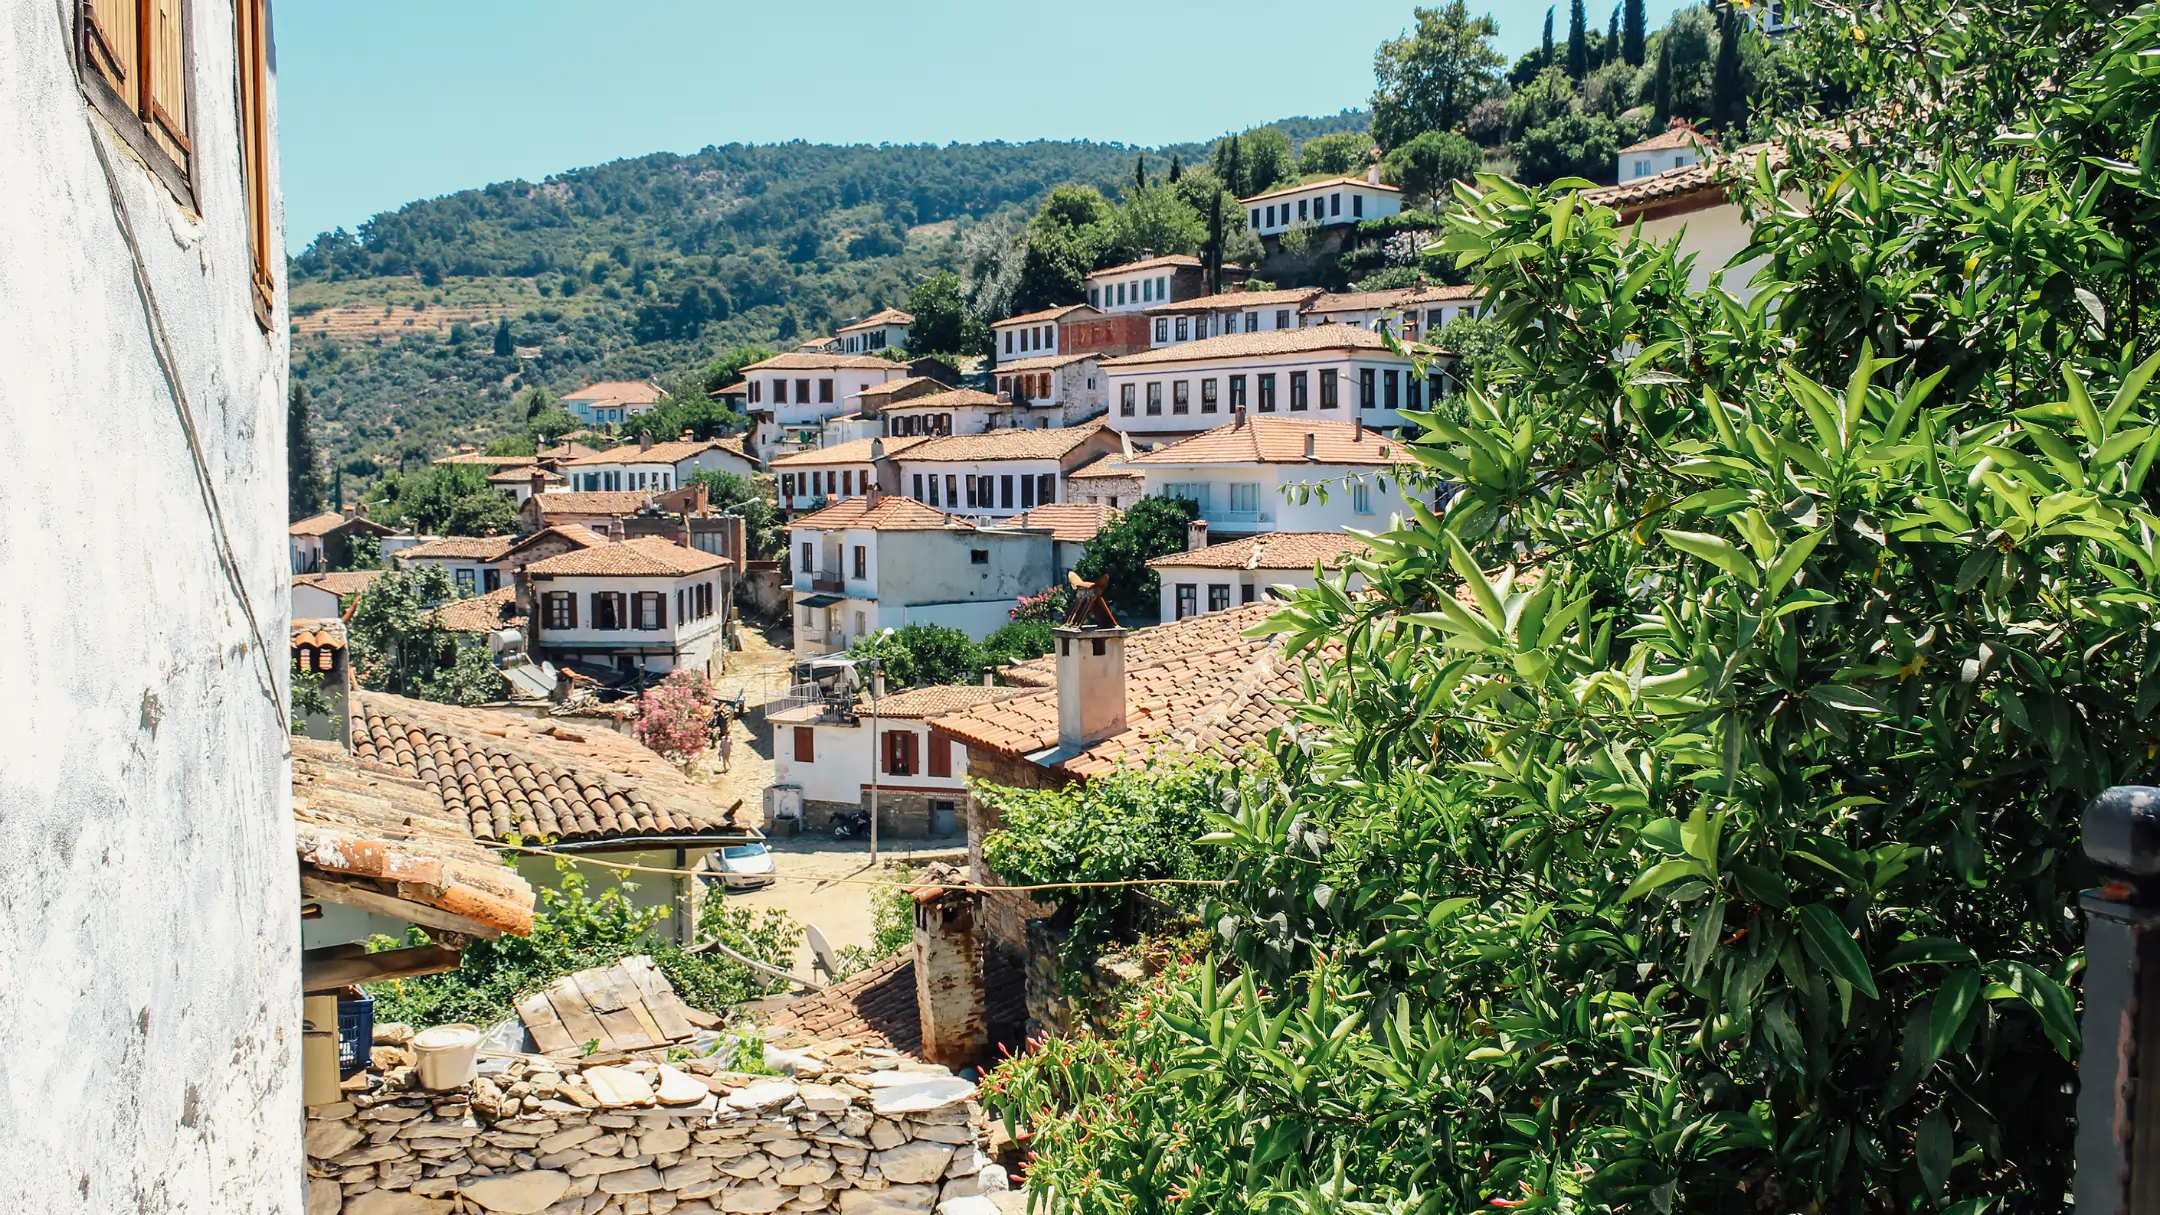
912,871,987,1068
530,470,547,499
638,430,653,452
1186,519,1210,552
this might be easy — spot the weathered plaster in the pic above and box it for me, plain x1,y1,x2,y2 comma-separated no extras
0,4,297,1212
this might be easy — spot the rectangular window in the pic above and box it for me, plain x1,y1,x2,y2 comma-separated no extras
1360,368,1376,410
1003,330,1013,354
1265,204,1276,226
1157,276,1168,299
749,380,762,404
1331,192,1341,217
811,471,823,497
1000,475,1014,509
1384,369,1400,411
1276,309,1291,329
1353,194,1365,218
927,733,952,779
1154,318,1169,343
773,379,788,404
1121,384,1136,417
454,567,476,591
800,541,813,571
1353,482,1374,514
1146,383,1163,416
946,474,958,505
1175,584,1198,619
1116,282,1126,305
782,473,796,499
913,473,924,500
1241,583,1257,603
634,592,666,630
885,730,917,776
1320,369,1339,409
1021,475,1036,509
1209,584,1231,612
819,379,835,403
544,592,576,629
795,378,812,403
964,476,978,508
793,727,815,763
81,0,196,201
1406,374,1423,411
234,0,276,320
842,469,854,497
1229,482,1259,514
852,545,866,579
970,548,989,565
483,569,501,593
1228,375,1246,412
1258,374,1277,412
591,592,626,631
1088,286,1100,307
1290,371,1309,411
1201,379,1219,413
1247,312,1260,333
1037,473,1055,504
1175,316,1189,342
1298,198,1309,221
1250,208,1261,228
1173,381,1191,414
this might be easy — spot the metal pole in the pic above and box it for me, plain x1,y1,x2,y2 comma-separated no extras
868,654,881,867
2077,785,2160,1215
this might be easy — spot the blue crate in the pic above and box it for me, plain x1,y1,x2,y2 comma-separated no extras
336,994,374,1077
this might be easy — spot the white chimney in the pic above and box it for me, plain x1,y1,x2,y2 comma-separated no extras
1186,519,1210,553
1304,432,1317,460
1054,623,1127,753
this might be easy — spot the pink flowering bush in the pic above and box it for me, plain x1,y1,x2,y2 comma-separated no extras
632,669,713,765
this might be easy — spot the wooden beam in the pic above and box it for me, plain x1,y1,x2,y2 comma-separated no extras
303,943,463,994
300,873,503,939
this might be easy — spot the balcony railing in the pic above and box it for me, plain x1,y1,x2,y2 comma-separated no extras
1206,510,1275,527
810,576,844,593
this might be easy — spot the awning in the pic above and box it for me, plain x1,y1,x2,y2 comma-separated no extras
796,593,843,609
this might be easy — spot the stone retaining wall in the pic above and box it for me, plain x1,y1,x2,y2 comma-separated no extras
304,1047,1007,1215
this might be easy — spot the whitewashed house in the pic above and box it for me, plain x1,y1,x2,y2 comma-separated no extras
1302,283,1484,339
289,506,395,574
1616,121,1708,183
1119,415,1424,538
833,307,912,355
522,537,732,678
1148,527,1372,621
1099,325,1436,440
488,465,567,504
742,352,914,462
787,495,1056,657
561,435,758,492
562,380,665,427
990,354,1107,425
769,436,927,515
890,422,1122,519
1243,171,1401,238
395,535,518,595
1009,501,1120,581
993,303,1093,359
880,388,1002,438
769,684,1012,838
1084,254,1209,313
1144,286,1322,348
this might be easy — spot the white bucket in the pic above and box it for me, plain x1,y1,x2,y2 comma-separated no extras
410,1023,482,1091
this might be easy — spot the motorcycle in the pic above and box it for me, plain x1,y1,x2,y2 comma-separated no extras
830,809,871,840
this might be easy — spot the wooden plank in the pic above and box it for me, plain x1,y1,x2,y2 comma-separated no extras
621,997,670,1047
592,1004,655,1051
573,967,628,1013
568,969,652,1051
619,957,695,1042
300,874,502,940
518,991,578,1056
542,978,609,1055
303,944,462,993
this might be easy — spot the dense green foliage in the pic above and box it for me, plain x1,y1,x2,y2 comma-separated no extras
848,618,1058,690
683,470,784,560
289,383,329,519
346,566,504,706
361,462,521,536
1074,495,1200,623
366,859,800,1028
986,3,2160,1211
1383,130,1485,207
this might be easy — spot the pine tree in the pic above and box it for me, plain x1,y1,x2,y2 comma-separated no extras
1567,0,1589,77
287,382,327,522
1623,0,1646,65
492,317,512,357
1168,153,1182,184
1542,7,1555,63
1607,6,1620,66
1134,154,1148,192
1711,1,1744,130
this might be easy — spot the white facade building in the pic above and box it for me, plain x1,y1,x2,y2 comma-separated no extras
993,303,1091,359
1242,173,1401,238
4,2,300,1208
1301,284,1485,338
1616,122,1708,183
890,422,1122,519
1143,287,1322,348
1100,325,1437,439
1148,529,1373,621
1119,416,1425,537
395,535,518,595
769,436,926,514
769,684,1010,837
743,353,913,462
833,307,912,355
787,496,1056,657
562,380,665,427
1084,254,1206,313
560,437,757,493
524,538,732,677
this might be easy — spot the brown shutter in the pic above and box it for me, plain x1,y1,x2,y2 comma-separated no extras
793,727,815,763
905,731,920,777
143,0,189,166
83,0,136,96
235,0,273,318
928,733,951,779
654,591,667,629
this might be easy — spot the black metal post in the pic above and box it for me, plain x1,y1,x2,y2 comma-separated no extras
2077,785,2160,1215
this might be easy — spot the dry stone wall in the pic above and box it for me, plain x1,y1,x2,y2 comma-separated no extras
304,1047,1008,1215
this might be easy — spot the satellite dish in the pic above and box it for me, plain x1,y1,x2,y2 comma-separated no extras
806,924,841,980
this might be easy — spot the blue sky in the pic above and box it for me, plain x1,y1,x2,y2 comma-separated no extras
276,0,1687,253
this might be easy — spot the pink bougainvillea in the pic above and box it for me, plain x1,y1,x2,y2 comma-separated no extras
632,669,714,765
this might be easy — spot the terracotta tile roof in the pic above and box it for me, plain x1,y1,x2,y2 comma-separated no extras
994,602,1278,690
294,570,386,598
742,352,904,372
434,453,536,467
1122,416,1409,467
1620,122,1707,154
1304,284,1482,314
290,510,394,537
767,436,928,468
1066,457,1140,481
397,535,518,562
788,496,970,533
933,606,1303,779
1086,254,1203,279
855,376,944,400
895,421,1110,463
1145,287,1323,314
1582,134,1844,218
498,524,609,566
486,465,566,485
769,947,1026,1057
560,438,747,468
293,738,537,937
291,619,347,650
836,308,914,333
432,587,520,634
351,692,755,845
1149,532,1372,571
866,684,1021,720
529,491,658,517
564,380,665,406
1098,323,1397,368
881,388,1003,411
1240,174,1399,204
998,304,1094,327
535,441,605,461
1009,502,1119,543
524,536,731,578
991,352,1095,373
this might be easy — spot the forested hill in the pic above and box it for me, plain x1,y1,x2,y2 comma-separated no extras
290,111,1369,478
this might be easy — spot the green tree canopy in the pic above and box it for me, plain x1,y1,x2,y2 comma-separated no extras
1108,184,1207,263
1371,1,1507,150
345,566,502,706
364,464,520,536
904,270,990,358
1295,132,1373,177
288,383,328,521
1014,185,1116,312
1514,110,1622,184
1073,494,1199,622
1383,129,1484,205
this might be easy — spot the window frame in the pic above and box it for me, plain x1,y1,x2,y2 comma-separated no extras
1319,368,1338,410
1146,382,1163,416
77,0,201,213
1201,378,1219,413
1172,380,1190,414
1175,583,1198,620
1289,370,1309,411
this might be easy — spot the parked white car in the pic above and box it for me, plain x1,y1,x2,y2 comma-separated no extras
706,842,776,890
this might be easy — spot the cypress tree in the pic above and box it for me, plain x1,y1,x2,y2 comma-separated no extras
1168,153,1182,184
1653,31,1674,123
1134,154,1148,192
1567,0,1589,77
1226,135,1244,198
331,467,344,514
492,317,512,357
1542,7,1555,63
287,382,327,521
1711,2,1744,130
1607,6,1621,67
1623,0,1647,65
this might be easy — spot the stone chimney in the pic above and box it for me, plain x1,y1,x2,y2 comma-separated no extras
1304,432,1317,461
1054,592,1127,754
608,517,626,542
865,483,881,509
982,667,995,688
1232,407,1246,429
530,470,547,499
638,430,653,452
513,568,534,629
912,869,987,1068
1186,519,1210,553
677,514,694,550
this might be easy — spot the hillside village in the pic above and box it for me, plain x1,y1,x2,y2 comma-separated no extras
14,1,2160,1214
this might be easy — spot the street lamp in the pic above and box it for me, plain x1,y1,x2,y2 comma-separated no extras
864,627,894,867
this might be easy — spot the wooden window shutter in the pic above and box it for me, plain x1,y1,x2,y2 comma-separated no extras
83,0,137,97
235,0,273,320
793,727,815,763
928,733,951,779
906,731,920,776
654,591,667,629
563,592,576,629
143,0,190,167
